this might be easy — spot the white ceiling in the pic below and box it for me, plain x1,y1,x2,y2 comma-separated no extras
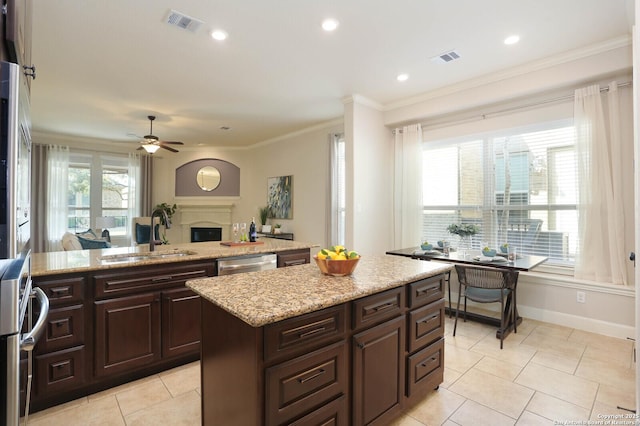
30,0,634,149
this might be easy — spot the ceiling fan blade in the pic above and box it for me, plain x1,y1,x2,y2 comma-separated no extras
160,145,179,153
161,141,184,145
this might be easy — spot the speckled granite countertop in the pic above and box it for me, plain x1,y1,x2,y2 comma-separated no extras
31,239,317,277
186,255,453,327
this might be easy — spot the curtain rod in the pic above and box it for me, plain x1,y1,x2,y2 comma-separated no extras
416,80,632,131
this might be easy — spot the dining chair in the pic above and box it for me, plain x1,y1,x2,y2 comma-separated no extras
453,264,519,349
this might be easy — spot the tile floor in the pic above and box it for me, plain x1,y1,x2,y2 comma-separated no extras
24,312,636,425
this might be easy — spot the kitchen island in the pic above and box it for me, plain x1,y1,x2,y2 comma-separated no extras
187,255,452,425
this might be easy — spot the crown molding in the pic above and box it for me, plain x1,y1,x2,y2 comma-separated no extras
342,94,384,110
384,35,632,112
249,117,344,149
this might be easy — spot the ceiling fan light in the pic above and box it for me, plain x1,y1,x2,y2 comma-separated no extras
142,144,160,154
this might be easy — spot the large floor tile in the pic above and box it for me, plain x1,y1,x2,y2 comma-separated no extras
444,343,484,373
160,362,201,397
529,348,581,374
575,356,635,393
596,383,636,411
525,391,590,422
124,390,200,425
470,334,537,367
474,355,523,381
442,366,463,389
403,387,466,426
27,395,124,426
449,368,534,419
389,414,426,426
515,363,598,409
88,374,160,402
449,399,516,426
115,377,172,417
516,410,553,425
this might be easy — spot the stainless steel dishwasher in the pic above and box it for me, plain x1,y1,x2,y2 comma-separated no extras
217,253,277,275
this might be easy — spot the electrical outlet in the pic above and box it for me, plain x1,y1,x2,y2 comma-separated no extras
577,291,586,303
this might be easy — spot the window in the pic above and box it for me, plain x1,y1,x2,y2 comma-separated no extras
422,120,576,266
329,134,346,246
67,153,136,239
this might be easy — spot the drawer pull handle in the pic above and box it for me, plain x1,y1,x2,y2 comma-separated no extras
420,357,438,367
50,287,70,295
365,302,396,315
357,342,365,349
151,276,173,282
421,315,438,324
298,369,325,384
417,286,438,296
299,327,326,338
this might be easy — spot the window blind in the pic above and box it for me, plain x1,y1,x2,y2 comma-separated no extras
422,119,576,266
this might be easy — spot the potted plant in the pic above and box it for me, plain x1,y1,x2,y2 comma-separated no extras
274,223,282,234
258,206,269,230
447,223,479,253
153,202,177,244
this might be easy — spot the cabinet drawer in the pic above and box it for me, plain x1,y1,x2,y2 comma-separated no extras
35,346,86,396
277,249,310,268
408,275,444,309
265,341,347,426
406,337,444,397
265,305,346,363
94,261,213,298
35,275,85,306
352,287,404,331
408,299,445,353
36,305,84,353
289,394,347,426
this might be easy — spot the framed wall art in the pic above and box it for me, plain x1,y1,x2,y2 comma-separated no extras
267,175,293,219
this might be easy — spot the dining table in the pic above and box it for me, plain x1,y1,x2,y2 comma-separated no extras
386,246,548,339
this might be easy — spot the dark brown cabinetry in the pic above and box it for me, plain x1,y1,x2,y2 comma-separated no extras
2,0,34,91
277,248,310,267
30,259,215,412
33,274,88,399
200,273,447,426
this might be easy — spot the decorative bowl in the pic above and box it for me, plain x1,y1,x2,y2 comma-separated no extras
314,256,360,276
437,240,445,247
420,243,433,251
482,248,497,257
500,245,509,254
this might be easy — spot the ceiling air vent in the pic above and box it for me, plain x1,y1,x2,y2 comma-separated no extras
431,50,461,64
165,9,204,33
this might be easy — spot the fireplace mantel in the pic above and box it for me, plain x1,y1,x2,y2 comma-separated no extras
178,203,234,242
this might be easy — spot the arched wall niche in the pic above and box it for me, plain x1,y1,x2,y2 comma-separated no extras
175,158,240,196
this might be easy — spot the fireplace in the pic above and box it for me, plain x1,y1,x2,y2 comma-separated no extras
191,227,222,243
178,203,234,243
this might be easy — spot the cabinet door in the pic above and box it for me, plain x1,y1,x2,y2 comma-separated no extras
161,288,201,358
352,315,405,426
94,293,161,377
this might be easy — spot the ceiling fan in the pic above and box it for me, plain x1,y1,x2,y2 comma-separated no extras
136,115,184,154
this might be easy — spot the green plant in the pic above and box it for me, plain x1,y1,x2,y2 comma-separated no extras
259,206,269,226
153,203,177,244
447,223,479,238
274,223,282,228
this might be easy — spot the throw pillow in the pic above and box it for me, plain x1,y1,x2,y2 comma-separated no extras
77,235,111,250
135,223,160,244
62,232,82,251
76,229,98,240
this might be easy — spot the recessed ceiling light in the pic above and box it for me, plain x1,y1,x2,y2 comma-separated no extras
322,18,339,32
504,35,520,45
397,73,409,82
211,29,228,41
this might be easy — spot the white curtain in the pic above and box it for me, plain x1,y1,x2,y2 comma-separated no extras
393,124,423,248
127,153,141,245
46,145,69,251
574,82,627,284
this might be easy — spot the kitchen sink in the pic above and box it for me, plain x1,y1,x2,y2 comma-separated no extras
98,250,198,263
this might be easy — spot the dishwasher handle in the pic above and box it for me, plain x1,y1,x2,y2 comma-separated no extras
218,258,276,273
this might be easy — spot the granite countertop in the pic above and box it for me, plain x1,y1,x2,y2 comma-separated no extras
186,255,453,327
31,239,318,277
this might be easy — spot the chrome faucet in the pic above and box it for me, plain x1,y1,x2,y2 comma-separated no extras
149,207,171,252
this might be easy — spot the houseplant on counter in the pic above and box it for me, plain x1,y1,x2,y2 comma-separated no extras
153,202,177,244
258,206,269,231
